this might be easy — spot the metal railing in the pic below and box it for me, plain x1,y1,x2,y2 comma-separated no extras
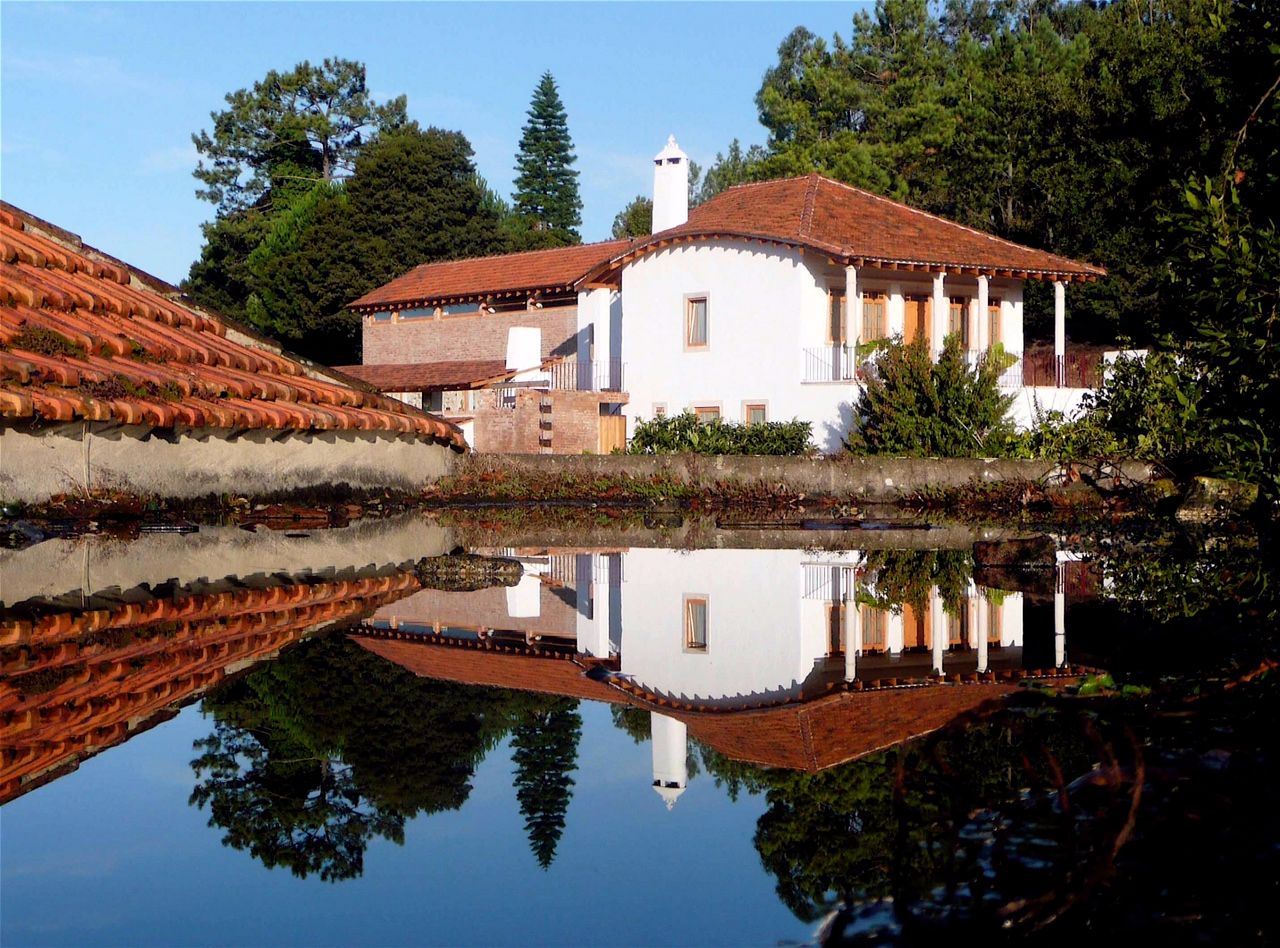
1021,351,1104,388
546,358,625,392
802,345,868,383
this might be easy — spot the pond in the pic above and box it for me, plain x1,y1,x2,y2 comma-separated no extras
2,513,1276,946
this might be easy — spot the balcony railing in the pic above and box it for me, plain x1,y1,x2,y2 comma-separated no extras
1021,350,1104,388
547,358,625,392
802,345,870,383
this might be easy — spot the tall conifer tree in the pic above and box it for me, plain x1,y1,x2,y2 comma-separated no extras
511,72,582,248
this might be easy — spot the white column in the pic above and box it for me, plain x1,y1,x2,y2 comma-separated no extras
1053,281,1066,387
931,271,947,359
976,596,990,673
1054,563,1067,668
845,264,861,350
976,275,990,353
887,283,905,339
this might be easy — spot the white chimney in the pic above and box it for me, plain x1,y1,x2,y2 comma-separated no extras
505,326,541,371
652,135,689,233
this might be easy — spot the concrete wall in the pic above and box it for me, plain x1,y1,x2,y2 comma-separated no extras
362,306,578,365
453,452,1154,503
0,420,458,505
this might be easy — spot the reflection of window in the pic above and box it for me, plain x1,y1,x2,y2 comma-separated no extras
686,296,709,348
947,605,969,646
860,605,888,649
684,596,708,651
826,602,845,655
987,600,1003,641
861,296,887,341
745,403,767,425
694,405,720,424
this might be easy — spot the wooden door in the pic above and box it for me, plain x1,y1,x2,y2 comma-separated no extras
903,296,930,346
599,414,627,454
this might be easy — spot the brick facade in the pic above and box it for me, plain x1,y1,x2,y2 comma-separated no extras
362,306,579,365
470,388,622,454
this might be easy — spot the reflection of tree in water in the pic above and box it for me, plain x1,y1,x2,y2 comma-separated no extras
691,536,1280,942
511,698,582,869
191,634,583,880
860,549,974,615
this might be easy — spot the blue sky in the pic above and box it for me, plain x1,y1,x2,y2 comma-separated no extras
1,2,865,285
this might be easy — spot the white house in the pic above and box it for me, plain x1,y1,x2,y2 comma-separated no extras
351,137,1106,453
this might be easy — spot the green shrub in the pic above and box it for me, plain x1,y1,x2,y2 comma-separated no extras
628,412,812,456
845,335,1015,457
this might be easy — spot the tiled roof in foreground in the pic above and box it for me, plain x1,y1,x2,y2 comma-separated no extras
349,239,633,313
582,174,1107,285
0,204,465,447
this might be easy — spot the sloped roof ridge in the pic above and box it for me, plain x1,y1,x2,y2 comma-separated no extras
396,235,636,275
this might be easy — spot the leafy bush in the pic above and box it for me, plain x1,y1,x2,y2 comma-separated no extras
845,335,1015,457
628,412,812,456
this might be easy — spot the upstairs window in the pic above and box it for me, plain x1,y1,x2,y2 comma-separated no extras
861,296,887,341
948,298,969,345
988,297,1003,344
828,292,847,344
685,296,709,349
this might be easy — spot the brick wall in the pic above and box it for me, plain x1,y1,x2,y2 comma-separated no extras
471,388,614,454
362,306,579,365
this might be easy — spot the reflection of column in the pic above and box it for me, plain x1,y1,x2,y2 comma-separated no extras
845,602,860,681
1054,563,1067,668
651,712,688,811
575,554,609,657
976,595,990,673
931,586,945,675
607,553,623,655
888,611,905,656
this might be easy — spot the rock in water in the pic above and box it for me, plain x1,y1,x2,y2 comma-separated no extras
414,553,523,591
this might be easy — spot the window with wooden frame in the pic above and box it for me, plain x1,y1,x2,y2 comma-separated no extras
825,602,846,655
694,405,720,425
744,402,767,425
988,297,1003,345
987,598,1004,642
948,297,970,346
946,606,969,646
827,291,847,344
684,596,709,651
653,403,668,418
685,295,709,349
860,605,888,650
861,294,888,341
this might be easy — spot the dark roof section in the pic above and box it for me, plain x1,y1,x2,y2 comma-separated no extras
0,204,465,447
335,360,513,393
349,239,634,314
578,174,1106,286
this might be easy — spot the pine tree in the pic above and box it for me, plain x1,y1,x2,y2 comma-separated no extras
511,72,582,248
510,699,582,869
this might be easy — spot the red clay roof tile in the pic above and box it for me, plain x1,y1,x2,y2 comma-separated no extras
336,360,512,392
349,239,634,313
0,203,466,448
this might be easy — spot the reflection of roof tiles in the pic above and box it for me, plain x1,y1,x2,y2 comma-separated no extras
351,629,1089,772
579,175,1106,285
0,572,422,804
349,239,633,312
0,204,465,448
335,360,511,393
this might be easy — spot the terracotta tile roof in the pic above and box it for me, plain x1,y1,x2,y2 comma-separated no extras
348,630,1092,772
0,572,421,804
335,359,511,393
349,239,634,313
0,204,465,448
580,174,1105,285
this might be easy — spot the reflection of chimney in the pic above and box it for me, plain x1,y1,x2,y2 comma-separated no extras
506,326,541,371
652,135,689,233
651,711,688,810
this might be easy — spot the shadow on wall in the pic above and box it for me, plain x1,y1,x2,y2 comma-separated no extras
821,402,858,455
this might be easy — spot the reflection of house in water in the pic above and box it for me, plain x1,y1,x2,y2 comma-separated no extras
0,516,453,805
356,547,1094,808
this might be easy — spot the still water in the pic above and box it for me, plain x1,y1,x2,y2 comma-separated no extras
2,514,1276,945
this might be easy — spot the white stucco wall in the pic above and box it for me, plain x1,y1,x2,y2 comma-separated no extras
615,240,1034,452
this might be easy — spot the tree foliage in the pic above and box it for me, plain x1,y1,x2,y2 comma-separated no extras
192,57,407,217
611,196,652,239
846,335,1015,457
511,72,582,248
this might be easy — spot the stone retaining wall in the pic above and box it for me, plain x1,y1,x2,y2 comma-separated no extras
457,453,1154,503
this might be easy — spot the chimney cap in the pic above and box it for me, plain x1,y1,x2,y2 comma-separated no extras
653,135,687,164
